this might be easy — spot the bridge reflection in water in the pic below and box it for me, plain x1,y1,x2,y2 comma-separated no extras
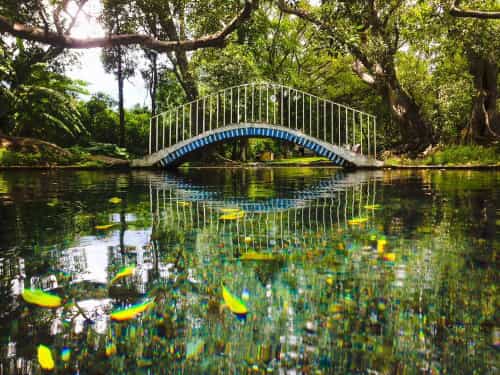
148,171,379,252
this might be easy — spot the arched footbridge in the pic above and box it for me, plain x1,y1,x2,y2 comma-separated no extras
132,83,383,168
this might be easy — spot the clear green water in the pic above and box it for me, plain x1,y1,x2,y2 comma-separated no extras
0,169,498,374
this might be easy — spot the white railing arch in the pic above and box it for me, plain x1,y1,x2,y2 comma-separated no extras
148,82,377,159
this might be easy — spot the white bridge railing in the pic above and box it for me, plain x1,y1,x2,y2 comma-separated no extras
149,82,377,158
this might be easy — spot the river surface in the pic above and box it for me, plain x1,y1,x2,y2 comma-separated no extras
0,169,498,374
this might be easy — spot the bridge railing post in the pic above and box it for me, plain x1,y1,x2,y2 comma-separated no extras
148,118,152,154
280,86,284,127
162,113,165,150
323,100,326,142
266,83,269,124
368,114,371,157
155,116,159,153
169,111,172,148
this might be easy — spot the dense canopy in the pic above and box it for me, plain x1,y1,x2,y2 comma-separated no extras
0,0,499,161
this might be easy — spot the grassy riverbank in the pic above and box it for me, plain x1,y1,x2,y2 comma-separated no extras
1,137,498,169
383,145,500,167
0,136,129,168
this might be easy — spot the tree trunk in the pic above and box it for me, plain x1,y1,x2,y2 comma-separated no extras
231,141,239,160
464,55,498,143
117,49,125,147
352,60,433,152
385,81,433,151
239,138,248,161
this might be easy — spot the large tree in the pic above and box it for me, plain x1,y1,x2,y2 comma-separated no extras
407,1,500,144
101,0,136,147
278,0,435,152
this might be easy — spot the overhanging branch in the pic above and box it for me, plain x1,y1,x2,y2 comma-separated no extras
450,0,500,19
0,0,258,51
276,0,322,26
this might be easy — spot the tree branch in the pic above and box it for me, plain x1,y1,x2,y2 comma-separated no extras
276,0,322,26
450,0,500,19
351,60,376,86
0,0,259,51
277,1,375,74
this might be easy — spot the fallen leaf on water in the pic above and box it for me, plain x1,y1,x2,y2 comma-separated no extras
219,211,245,220
110,299,155,321
347,217,368,225
222,284,248,318
38,345,55,370
240,251,278,261
110,266,136,284
95,224,114,230
382,253,396,262
22,289,61,308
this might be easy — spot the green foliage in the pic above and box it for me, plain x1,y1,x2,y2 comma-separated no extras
0,40,87,143
385,145,499,166
69,142,131,160
0,148,80,166
78,93,120,143
422,145,500,166
78,94,149,156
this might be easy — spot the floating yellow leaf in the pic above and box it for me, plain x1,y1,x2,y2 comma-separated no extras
222,285,248,316
110,299,155,321
177,201,191,207
109,197,122,204
347,217,368,225
382,253,396,262
329,303,344,313
377,238,388,254
38,345,55,370
240,251,277,261
95,224,114,230
110,266,135,284
364,204,381,210
22,289,61,308
219,211,245,220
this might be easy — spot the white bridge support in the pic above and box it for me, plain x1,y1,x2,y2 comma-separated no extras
132,82,383,168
